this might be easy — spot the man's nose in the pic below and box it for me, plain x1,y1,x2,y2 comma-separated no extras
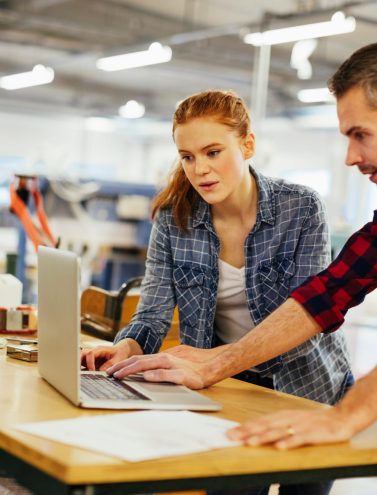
345,143,362,167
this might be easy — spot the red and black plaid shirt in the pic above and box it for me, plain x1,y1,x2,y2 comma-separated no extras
291,210,377,333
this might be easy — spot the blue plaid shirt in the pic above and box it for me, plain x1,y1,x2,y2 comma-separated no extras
115,168,351,404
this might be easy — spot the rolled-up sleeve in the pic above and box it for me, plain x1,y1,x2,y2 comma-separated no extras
291,211,377,333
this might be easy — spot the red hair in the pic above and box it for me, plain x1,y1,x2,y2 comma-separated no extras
152,89,251,229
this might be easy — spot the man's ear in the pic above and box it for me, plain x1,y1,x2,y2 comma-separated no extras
243,133,255,159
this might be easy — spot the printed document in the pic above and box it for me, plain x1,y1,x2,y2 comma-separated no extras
15,410,241,462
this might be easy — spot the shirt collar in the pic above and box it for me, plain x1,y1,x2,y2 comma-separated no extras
252,166,275,226
192,166,275,228
192,200,211,229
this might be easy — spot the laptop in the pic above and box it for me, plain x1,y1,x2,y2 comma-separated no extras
37,246,221,411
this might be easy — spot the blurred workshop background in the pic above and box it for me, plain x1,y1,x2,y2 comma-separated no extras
1,2,377,492
1,0,377,374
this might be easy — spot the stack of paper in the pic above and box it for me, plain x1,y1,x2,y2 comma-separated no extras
15,410,241,462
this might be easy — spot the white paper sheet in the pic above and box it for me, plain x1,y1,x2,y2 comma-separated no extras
15,410,241,462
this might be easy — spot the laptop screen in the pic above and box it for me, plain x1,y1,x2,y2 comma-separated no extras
38,246,81,405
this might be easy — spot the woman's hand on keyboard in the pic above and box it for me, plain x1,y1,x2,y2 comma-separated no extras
80,338,143,371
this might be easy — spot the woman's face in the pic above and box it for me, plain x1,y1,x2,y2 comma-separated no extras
174,117,255,206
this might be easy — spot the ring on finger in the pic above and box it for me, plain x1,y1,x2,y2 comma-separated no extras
286,426,295,436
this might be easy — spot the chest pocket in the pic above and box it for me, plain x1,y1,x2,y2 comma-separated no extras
258,257,296,314
173,266,205,328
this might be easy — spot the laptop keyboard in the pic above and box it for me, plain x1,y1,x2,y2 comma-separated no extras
81,374,149,401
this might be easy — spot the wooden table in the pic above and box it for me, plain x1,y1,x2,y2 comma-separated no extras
1,346,377,495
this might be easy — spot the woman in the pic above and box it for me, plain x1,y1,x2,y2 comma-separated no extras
82,90,351,494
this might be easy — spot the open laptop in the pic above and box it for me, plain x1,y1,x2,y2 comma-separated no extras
37,246,221,411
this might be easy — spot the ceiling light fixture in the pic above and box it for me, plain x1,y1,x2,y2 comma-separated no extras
97,42,172,71
119,100,145,119
290,39,318,80
297,87,335,103
244,11,356,46
0,64,55,90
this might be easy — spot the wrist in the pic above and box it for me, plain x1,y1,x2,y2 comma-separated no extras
199,354,228,387
331,401,370,437
115,338,143,356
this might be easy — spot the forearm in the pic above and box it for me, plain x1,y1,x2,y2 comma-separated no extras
333,366,377,435
202,298,322,386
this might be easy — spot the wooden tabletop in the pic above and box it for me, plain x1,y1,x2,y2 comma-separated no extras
1,345,377,491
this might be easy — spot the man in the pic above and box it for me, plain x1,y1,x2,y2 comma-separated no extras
107,42,377,448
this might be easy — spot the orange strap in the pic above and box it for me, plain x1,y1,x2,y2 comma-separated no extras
31,178,57,247
10,177,58,251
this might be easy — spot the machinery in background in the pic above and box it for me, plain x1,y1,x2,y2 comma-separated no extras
47,179,155,291
7,174,59,300
9,174,58,251
3,175,156,301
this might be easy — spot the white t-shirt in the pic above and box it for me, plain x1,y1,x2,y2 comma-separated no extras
215,259,255,344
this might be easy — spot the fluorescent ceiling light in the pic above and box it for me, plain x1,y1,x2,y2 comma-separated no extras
119,100,145,119
297,87,335,103
0,64,55,90
97,42,172,71
244,11,356,46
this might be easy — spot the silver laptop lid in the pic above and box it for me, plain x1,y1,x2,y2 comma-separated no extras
38,246,80,405
38,247,221,412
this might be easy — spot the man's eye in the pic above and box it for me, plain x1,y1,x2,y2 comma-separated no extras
354,132,365,141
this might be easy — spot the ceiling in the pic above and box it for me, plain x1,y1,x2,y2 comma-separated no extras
0,0,376,123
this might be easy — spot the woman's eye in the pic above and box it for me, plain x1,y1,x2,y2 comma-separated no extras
181,155,193,162
208,150,220,157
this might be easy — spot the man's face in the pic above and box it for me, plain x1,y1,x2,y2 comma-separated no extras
337,85,377,184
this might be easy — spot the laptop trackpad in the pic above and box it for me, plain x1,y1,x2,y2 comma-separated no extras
129,380,194,400
134,382,189,394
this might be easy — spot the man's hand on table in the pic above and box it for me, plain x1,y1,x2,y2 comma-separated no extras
106,353,209,389
227,408,354,449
